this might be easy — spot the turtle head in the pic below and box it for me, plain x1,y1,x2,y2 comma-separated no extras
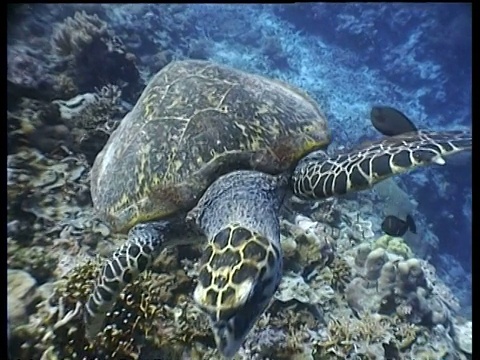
193,224,282,358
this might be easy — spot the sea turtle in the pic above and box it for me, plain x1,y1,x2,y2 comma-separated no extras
84,59,471,358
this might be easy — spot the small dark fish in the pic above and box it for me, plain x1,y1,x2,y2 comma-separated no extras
381,214,417,237
370,106,418,136
405,214,417,234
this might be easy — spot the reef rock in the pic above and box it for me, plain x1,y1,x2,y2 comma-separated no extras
7,269,39,328
453,319,472,355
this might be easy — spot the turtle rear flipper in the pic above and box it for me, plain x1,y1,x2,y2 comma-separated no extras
189,170,286,358
292,130,472,200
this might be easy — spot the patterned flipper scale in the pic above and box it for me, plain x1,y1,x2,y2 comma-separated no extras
292,130,471,200
84,221,169,339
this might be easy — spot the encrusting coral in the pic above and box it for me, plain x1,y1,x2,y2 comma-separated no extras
374,234,413,259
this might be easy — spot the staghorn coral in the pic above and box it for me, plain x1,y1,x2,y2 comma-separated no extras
313,312,393,358
391,318,422,352
51,11,109,57
241,304,323,359
325,258,352,293
312,311,429,359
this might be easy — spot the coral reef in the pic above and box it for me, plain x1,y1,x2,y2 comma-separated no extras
281,214,336,272
452,318,472,356
7,83,124,164
51,84,124,163
51,10,143,102
10,259,210,360
8,142,465,358
313,312,412,358
374,234,413,259
51,10,109,57
8,269,40,328
347,246,453,329
7,4,471,360
7,244,58,283
309,198,342,227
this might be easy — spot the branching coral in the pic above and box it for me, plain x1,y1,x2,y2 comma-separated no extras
245,307,319,359
53,84,122,131
50,9,142,102
10,257,216,360
12,261,98,359
50,84,123,162
52,11,109,57
324,258,352,293
314,312,393,358
391,316,422,351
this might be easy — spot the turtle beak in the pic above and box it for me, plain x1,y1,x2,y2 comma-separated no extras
210,312,255,359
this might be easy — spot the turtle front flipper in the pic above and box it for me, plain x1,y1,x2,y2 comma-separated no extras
84,221,177,339
292,130,472,200
188,170,287,359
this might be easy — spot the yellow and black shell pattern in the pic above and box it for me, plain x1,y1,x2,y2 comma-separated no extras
90,60,331,233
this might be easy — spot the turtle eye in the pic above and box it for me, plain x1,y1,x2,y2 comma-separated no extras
303,124,314,134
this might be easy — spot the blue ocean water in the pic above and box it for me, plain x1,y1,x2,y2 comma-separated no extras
7,3,472,358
